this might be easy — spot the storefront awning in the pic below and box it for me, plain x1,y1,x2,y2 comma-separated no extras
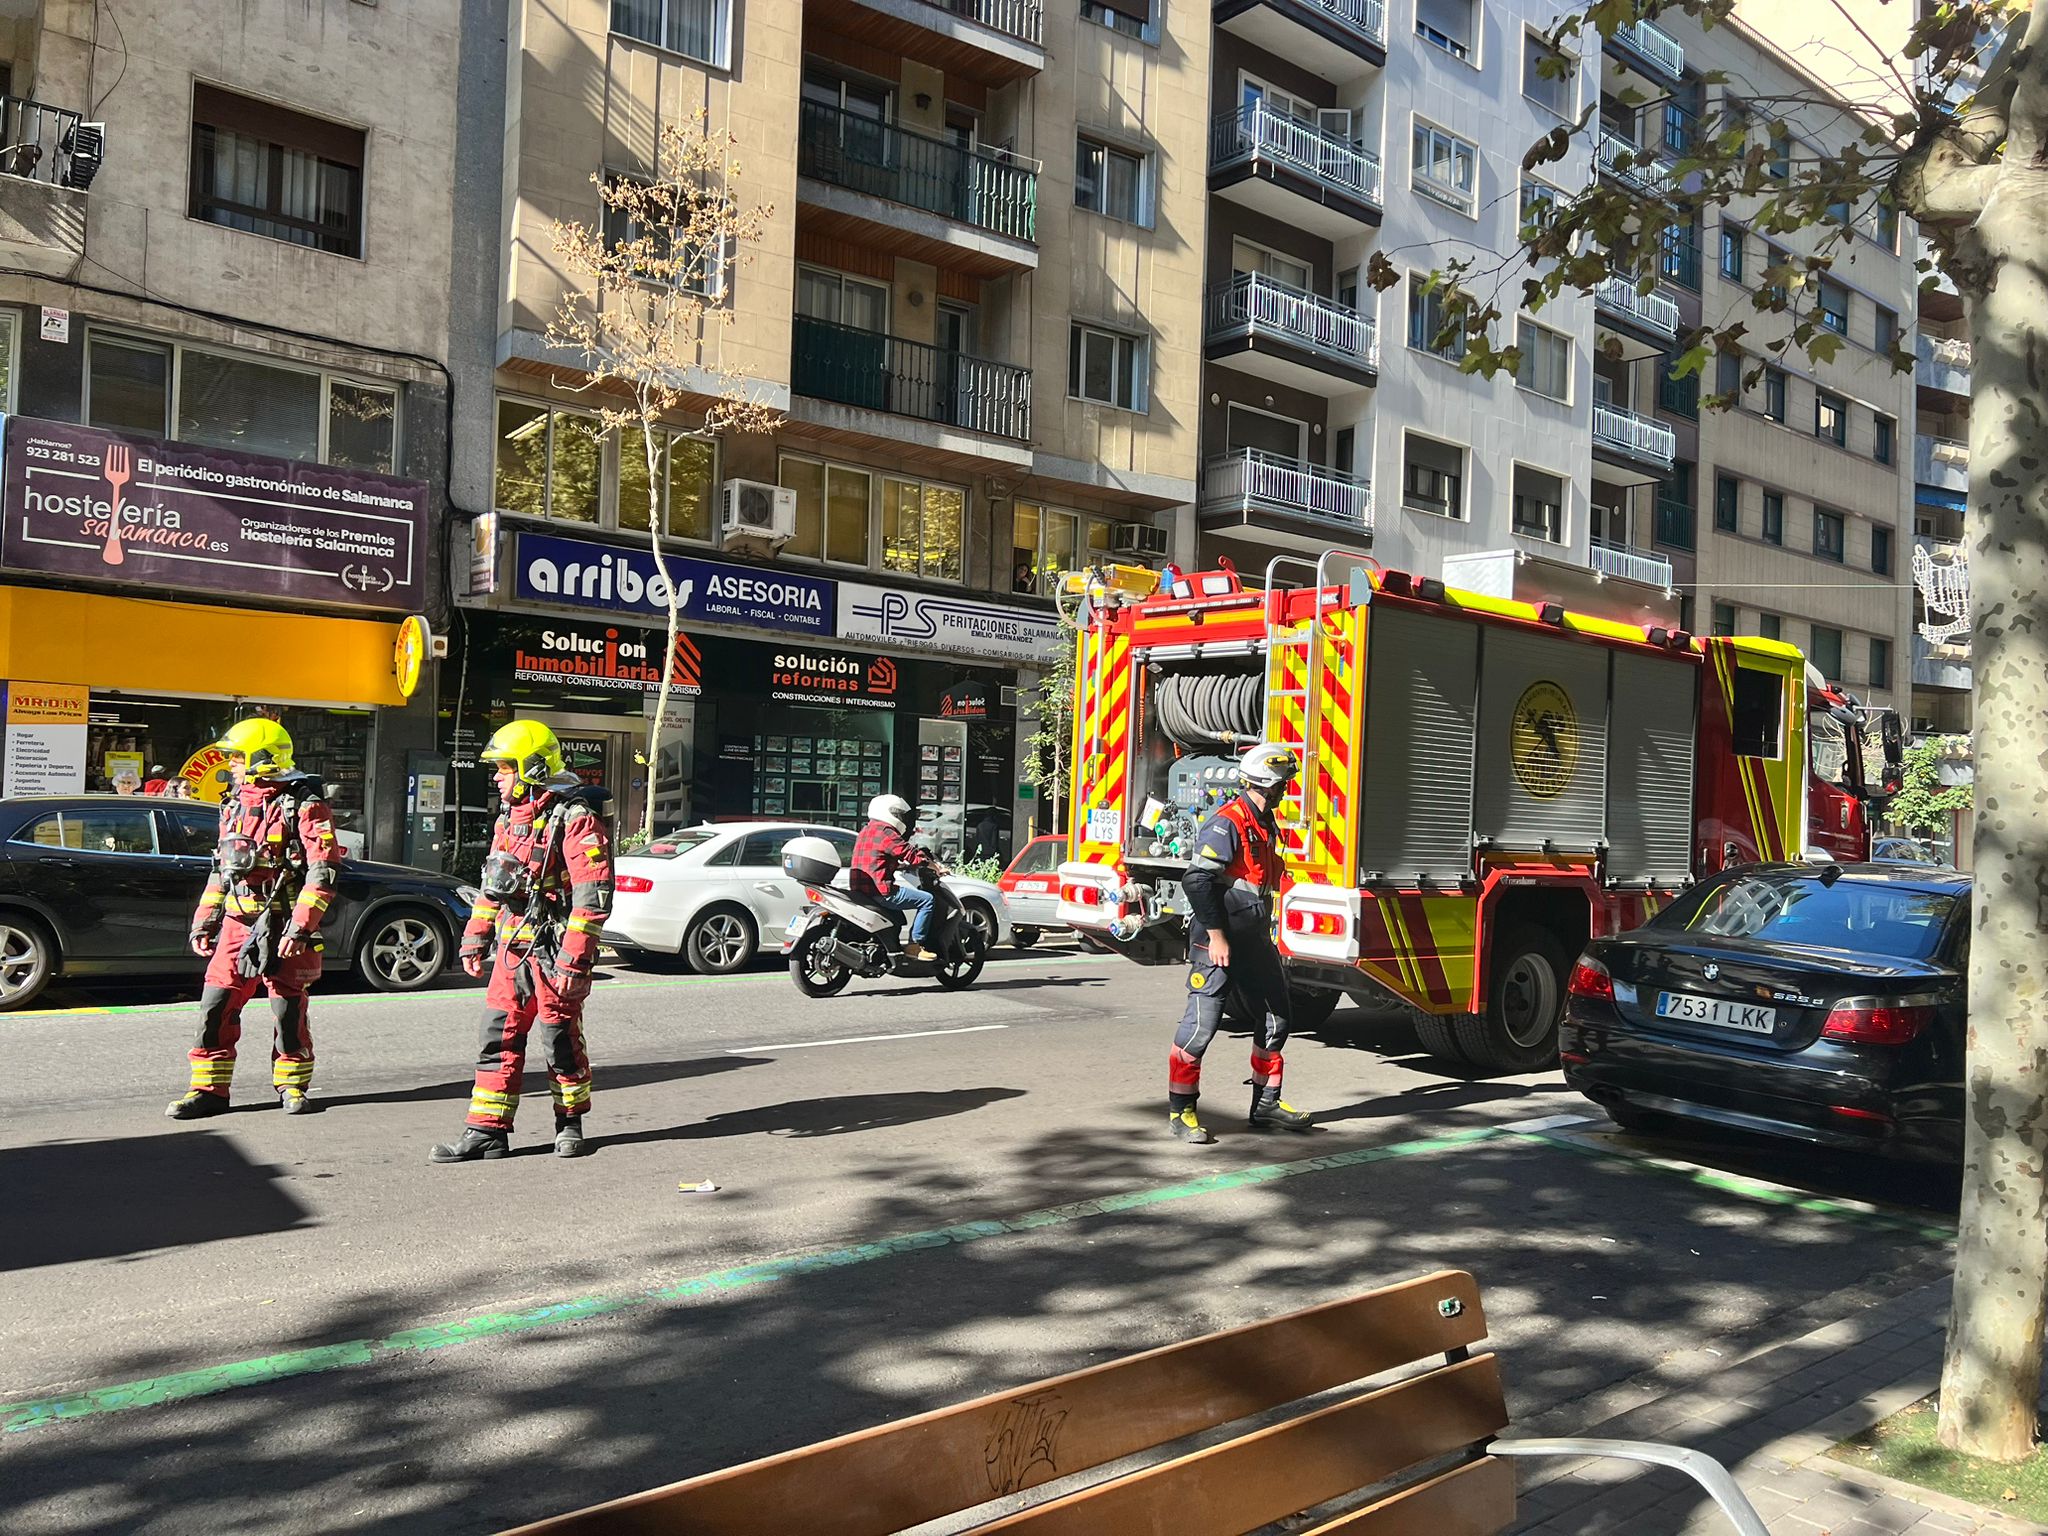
0,586,408,707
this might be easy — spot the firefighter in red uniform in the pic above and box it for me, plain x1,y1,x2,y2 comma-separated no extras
167,718,343,1120
431,720,613,1163
1167,741,1314,1143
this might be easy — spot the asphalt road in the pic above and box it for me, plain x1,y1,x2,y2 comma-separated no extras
0,942,1960,1534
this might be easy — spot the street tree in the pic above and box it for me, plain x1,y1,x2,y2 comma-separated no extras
1402,0,2040,1459
547,116,778,842
1888,734,1973,842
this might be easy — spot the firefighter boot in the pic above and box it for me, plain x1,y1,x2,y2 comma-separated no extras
1248,1082,1314,1132
553,1113,590,1158
429,1127,510,1163
166,1091,231,1121
279,1088,312,1115
1169,1105,1216,1144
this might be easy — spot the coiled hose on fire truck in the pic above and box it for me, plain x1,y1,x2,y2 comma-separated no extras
1153,671,1265,749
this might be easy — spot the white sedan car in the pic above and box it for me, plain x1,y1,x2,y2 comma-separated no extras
606,820,1012,974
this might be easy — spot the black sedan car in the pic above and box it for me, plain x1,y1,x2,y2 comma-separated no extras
0,795,479,1009
1562,862,1968,1162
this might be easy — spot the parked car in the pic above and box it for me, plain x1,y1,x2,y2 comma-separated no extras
1870,836,1945,866
0,795,479,1009
1562,862,1968,1162
999,834,1068,947
607,820,1011,974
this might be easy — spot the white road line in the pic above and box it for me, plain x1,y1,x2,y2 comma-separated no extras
726,1023,1012,1054
1502,1113,1598,1133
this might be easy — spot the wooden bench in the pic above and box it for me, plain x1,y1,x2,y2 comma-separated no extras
505,1269,1765,1536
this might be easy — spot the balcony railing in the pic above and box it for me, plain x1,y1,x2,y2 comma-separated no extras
1915,433,1969,494
1596,129,1673,195
1207,271,1379,373
1610,16,1683,78
792,315,1031,441
797,99,1038,243
1202,448,1372,533
0,94,88,187
1211,104,1383,209
1272,0,1388,48
1916,334,1972,395
1594,275,1680,338
917,0,1044,45
1654,492,1695,551
1589,538,1675,587
1593,401,1678,466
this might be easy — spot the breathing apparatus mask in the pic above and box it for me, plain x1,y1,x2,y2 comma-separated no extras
480,849,532,904
218,835,262,880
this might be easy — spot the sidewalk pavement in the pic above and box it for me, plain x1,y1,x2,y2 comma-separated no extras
1509,1278,2048,1536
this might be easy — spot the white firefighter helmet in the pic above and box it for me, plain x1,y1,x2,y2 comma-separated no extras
866,793,913,832
1237,741,1301,790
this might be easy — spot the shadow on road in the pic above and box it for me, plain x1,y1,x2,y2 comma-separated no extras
311,1054,769,1111
628,1086,1027,1143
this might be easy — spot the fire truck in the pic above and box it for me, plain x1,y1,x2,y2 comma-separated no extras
1057,555,1903,1073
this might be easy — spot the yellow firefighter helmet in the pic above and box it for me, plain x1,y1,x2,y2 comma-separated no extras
218,717,295,777
481,719,566,785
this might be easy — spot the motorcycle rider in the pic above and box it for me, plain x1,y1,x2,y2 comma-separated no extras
167,718,343,1120
1167,742,1314,1143
431,721,613,1163
850,794,940,961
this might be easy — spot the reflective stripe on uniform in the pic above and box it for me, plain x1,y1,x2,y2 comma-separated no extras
188,1057,236,1089
272,1059,314,1089
552,1079,592,1110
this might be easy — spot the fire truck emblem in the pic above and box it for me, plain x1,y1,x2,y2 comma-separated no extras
1510,680,1579,800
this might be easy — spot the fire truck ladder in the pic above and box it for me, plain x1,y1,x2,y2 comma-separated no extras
1262,556,1328,857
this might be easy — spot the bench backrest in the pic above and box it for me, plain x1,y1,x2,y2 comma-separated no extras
504,1269,1506,1536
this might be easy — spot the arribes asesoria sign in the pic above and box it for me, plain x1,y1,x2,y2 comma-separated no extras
0,415,428,610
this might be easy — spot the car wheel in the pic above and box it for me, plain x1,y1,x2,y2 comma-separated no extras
1012,925,1039,949
1288,985,1342,1031
935,929,987,991
963,899,999,952
0,914,55,1010
356,907,449,992
788,929,852,997
1452,923,1570,1075
1413,1014,1468,1065
685,905,757,975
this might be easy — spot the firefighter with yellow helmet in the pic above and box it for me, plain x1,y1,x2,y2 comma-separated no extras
167,717,344,1120
431,719,614,1163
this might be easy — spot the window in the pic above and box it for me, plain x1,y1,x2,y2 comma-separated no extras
796,266,889,331
1068,322,1146,409
179,350,322,463
1815,507,1846,562
1660,217,1701,290
1762,491,1783,545
1763,367,1786,422
780,455,874,566
1761,242,1789,305
1402,433,1466,519
87,334,172,437
881,476,966,582
1519,178,1559,233
1766,121,1791,179
1712,601,1736,637
1416,0,1475,59
1407,274,1466,360
1656,466,1695,550
1815,390,1846,446
189,85,365,258
1515,318,1571,401
1874,414,1895,465
1074,136,1147,224
1874,199,1899,250
1715,346,1741,399
609,0,730,66
1523,33,1573,117
1659,351,1699,419
1729,667,1784,756
494,399,602,522
1411,122,1477,214
619,429,719,542
1714,474,1739,532
1818,279,1849,336
1013,502,1144,593
1870,636,1892,690
1872,524,1893,575
602,175,724,297
1828,195,1854,227
20,808,157,854
1875,304,1898,355
1512,464,1565,542
1719,222,1744,281
1333,426,1355,475
1810,624,1843,680
0,310,16,414
1758,612,1782,641
1081,0,1156,39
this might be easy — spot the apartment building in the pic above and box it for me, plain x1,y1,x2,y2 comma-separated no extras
463,0,1205,861
0,1,461,861
1909,250,1970,739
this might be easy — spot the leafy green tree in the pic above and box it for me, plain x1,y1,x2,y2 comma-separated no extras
1888,735,1972,837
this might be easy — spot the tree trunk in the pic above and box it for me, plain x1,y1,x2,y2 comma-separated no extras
1937,186,2048,1461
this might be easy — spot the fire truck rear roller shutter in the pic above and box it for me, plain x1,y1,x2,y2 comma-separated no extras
1474,629,1610,854
1356,608,1479,884
1607,651,1699,886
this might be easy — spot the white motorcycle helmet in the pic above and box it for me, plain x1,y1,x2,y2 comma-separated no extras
867,793,913,832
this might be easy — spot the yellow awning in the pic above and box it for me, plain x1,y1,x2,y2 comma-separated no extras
0,586,408,707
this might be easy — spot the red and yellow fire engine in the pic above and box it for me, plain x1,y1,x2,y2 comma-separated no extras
1057,557,1901,1072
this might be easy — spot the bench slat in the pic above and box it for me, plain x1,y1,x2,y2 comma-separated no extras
1298,1457,1516,1536
961,1352,1507,1536
502,1270,1486,1536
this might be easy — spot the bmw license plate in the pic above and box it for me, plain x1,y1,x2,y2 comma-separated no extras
1656,991,1776,1035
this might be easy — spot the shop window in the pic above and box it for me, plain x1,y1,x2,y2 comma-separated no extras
780,455,874,566
328,381,397,472
883,477,965,582
493,398,601,523
178,349,324,463
189,84,365,259
619,428,717,542
0,310,16,412
87,334,172,436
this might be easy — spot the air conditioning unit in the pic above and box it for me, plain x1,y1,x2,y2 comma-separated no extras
1111,523,1169,558
60,121,104,192
721,478,796,545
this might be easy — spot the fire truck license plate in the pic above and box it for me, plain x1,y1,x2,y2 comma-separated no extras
1656,992,1776,1035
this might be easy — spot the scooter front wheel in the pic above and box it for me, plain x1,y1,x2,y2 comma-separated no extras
789,929,853,997
933,929,987,991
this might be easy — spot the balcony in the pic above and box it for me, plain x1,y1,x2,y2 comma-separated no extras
0,95,92,278
1653,492,1695,551
1591,401,1677,482
1199,448,1372,552
1209,104,1382,237
797,99,1039,276
1915,434,1969,498
1205,271,1378,392
1589,538,1674,589
1594,275,1681,353
1607,16,1684,81
1595,130,1674,197
791,315,1032,442
1917,334,1971,399
839,0,1046,83
1913,634,1973,691
1213,0,1387,82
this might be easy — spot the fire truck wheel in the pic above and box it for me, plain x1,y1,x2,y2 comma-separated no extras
1455,924,1569,1074
1412,1014,1468,1065
1287,986,1340,1030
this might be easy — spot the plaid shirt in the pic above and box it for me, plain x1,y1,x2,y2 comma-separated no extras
850,818,929,899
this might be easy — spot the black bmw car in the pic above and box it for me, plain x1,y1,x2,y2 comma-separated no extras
1562,862,1969,1162
0,795,479,1010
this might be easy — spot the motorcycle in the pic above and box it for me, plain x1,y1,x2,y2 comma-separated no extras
778,835,988,997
